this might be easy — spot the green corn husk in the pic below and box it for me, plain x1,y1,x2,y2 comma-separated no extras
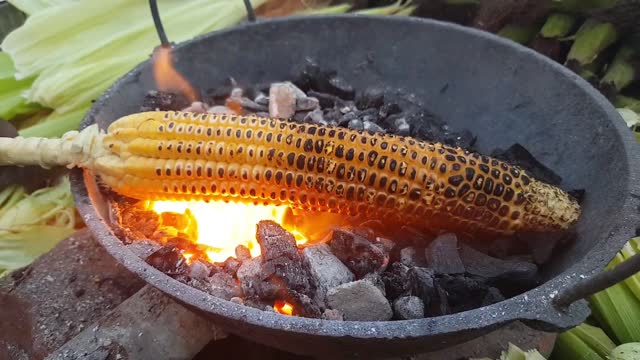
7,0,75,16
301,3,352,15
498,24,540,44
354,0,414,15
540,13,577,38
0,52,43,120
601,46,638,93
614,95,640,112
566,19,618,67
574,323,617,358
552,0,622,13
552,330,606,360
0,175,76,272
609,343,640,359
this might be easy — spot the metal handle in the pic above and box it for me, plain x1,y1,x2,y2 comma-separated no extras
554,250,640,307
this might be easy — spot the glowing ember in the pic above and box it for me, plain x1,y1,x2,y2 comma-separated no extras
152,45,198,103
273,300,294,316
150,200,308,263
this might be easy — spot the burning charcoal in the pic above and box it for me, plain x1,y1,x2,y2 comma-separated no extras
409,267,435,305
400,247,427,267
348,119,364,130
230,87,243,98
256,220,299,262
296,97,320,111
391,116,411,136
188,260,210,280
322,309,344,321
444,130,477,149
302,244,355,307
326,76,355,100
125,240,161,260
140,90,189,111
230,297,244,305
146,245,188,275
181,101,208,113
307,90,339,108
490,144,562,185
269,83,297,119
459,245,538,283
482,287,505,306
254,92,269,106
375,237,395,254
304,109,326,125
363,121,385,133
382,262,412,300
223,257,241,276
393,296,425,320
120,206,160,240
437,274,488,312
326,280,392,321
261,256,314,298
191,272,243,301
235,245,252,262
239,97,268,112
355,88,384,109
286,291,322,318
243,297,272,310
237,257,266,298
207,105,232,114
425,233,465,275
329,228,388,278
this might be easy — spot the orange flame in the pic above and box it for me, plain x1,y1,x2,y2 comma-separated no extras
273,300,294,316
152,45,198,103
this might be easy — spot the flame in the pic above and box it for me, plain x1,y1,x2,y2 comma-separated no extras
150,200,310,263
273,300,294,316
152,45,198,103
182,252,194,264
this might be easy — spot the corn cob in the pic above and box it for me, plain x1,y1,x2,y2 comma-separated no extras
0,111,581,236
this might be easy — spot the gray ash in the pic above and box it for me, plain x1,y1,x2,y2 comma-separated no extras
116,62,576,321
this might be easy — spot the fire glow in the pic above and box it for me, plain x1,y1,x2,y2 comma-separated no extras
150,200,308,263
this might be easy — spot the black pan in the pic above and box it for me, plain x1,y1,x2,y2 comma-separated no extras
70,15,640,359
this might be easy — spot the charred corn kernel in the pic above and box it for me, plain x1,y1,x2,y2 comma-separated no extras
0,111,581,236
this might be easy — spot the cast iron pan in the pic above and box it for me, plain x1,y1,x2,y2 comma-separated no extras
70,15,640,358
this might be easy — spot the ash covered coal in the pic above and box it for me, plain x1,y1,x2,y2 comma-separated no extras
105,61,575,321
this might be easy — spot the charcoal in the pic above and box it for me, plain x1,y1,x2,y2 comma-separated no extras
399,247,427,267
340,111,358,126
269,83,297,119
243,297,272,310
381,262,412,300
125,240,161,260
307,90,339,108
392,225,435,246
329,228,388,278
293,111,310,123
459,245,538,283
140,90,189,111
254,92,269,106
235,245,252,262
207,105,232,114
393,296,425,320
181,101,208,113
444,129,477,149
518,231,569,265
407,110,447,142
490,144,562,186
338,101,357,114
379,103,402,118
255,111,270,118
230,297,244,305
145,245,188,276
357,220,387,236
237,257,269,299
223,257,241,276
302,244,355,307
437,274,488,312
375,237,395,254
256,220,299,262
261,256,314,298
347,119,364,130
119,207,160,240
482,287,506,306
425,233,465,274
230,87,243,98
488,236,518,259
304,108,326,125
188,260,211,280
363,273,386,297
286,291,322,318
296,97,320,111
190,272,242,301
323,108,342,123
409,267,435,305
356,88,385,109
239,97,268,112
392,116,411,136
292,58,323,92
326,280,392,321
325,76,355,100
321,309,344,321
569,189,586,204
363,121,385,133
427,284,450,317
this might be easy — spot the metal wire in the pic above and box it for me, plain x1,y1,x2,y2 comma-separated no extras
149,0,169,46
243,0,257,22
